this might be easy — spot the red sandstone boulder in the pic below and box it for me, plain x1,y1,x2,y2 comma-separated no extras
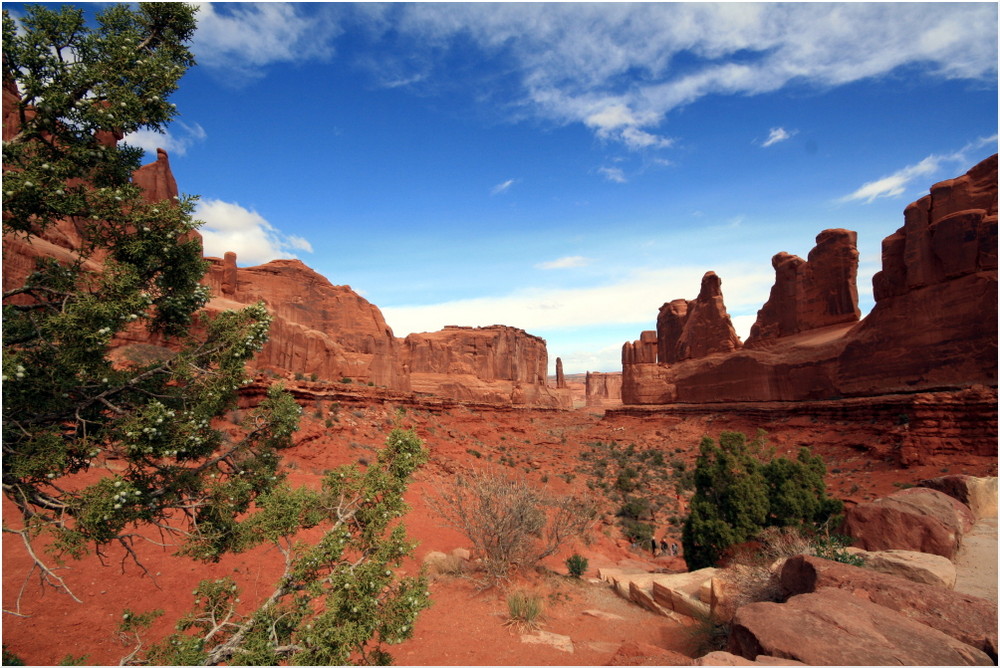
780,554,997,658
843,487,974,558
728,588,992,665
746,229,860,347
918,475,998,520
693,651,804,666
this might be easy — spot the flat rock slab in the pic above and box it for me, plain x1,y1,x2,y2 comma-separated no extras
850,546,957,588
694,651,805,665
781,554,997,659
520,630,573,653
729,589,993,665
581,608,625,621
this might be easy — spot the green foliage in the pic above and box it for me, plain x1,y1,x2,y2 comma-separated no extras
504,591,544,630
1,0,309,584
135,429,431,666
812,534,865,567
682,432,843,570
3,646,26,666
565,553,588,578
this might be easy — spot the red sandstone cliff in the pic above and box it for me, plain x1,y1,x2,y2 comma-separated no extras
585,371,623,409
621,155,998,405
404,325,562,407
203,254,410,390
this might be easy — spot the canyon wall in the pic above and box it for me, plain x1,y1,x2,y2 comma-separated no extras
404,325,563,407
622,155,998,405
585,371,623,409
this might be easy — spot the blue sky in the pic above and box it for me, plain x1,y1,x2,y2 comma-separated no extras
16,2,997,373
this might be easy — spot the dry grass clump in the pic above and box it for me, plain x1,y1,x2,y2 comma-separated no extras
721,527,812,607
504,590,544,631
425,553,466,579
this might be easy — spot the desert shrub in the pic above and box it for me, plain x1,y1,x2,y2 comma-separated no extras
685,611,731,656
620,517,655,544
429,470,595,583
682,431,843,570
341,377,353,384
505,591,544,630
467,448,483,458
566,553,588,578
3,646,25,666
426,553,465,578
617,496,652,521
812,533,865,566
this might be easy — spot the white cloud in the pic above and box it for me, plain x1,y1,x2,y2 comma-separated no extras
384,3,996,151
491,178,516,195
536,256,591,270
194,199,313,265
382,264,773,339
191,3,342,84
841,135,998,203
123,122,207,158
598,167,627,184
761,127,795,148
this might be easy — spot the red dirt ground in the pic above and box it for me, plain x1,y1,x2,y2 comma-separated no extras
3,396,996,665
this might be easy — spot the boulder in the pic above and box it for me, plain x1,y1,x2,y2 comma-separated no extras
780,554,997,659
693,651,805,666
608,641,693,666
728,588,992,665
849,547,956,588
520,630,573,653
919,475,998,520
842,487,975,558
650,568,719,619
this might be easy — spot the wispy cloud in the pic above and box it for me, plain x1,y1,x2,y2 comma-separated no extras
598,166,627,184
536,256,591,270
124,122,207,158
491,178,517,195
761,127,795,148
841,135,997,203
195,199,313,265
191,3,342,84
381,4,996,152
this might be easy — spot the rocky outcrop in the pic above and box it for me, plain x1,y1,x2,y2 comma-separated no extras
657,272,742,363
848,547,957,588
555,357,566,389
619,155,998,444
728,588,992,665
780,555,997,659
203,256,409,389
585,372,623,409
843,487,975,558
131,148,179,204
745,229,860,347
919,475,998,520
404,325,560,407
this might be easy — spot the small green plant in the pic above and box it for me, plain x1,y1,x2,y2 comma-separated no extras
505,590,544,630
566,553,588,578
467,448,483,458
3,646,25,666
812,534,865,567
341,377,353,384
310,372,318,382
294,371,305,381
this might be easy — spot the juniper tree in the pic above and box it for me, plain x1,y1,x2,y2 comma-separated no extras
681,431,843,569
3,8,430,665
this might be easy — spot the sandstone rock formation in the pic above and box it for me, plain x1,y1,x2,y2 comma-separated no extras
585,371,623,409
728,588,992,665
131,148,179,204
619,155,998,424
848,547,957,589
919,475,998,520
555,357,566,389
657,272,742,363
780,554,997,659
403,325,561,407
745,229,860,347
843,487,975,558
203,256,409,389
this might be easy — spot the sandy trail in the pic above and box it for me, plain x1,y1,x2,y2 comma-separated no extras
953,517,998,604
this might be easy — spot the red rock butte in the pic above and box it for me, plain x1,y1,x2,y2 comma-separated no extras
618,154,997,462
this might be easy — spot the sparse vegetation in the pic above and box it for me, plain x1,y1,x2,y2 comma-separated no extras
429,470,595,584
565,553,588,578
504,591,544,631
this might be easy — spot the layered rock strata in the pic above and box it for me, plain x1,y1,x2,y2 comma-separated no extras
585,372,623,409
403,325,561,407
622,155,998,407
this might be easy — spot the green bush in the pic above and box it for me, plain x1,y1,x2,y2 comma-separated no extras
566,553,588,578
682,431,843,570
